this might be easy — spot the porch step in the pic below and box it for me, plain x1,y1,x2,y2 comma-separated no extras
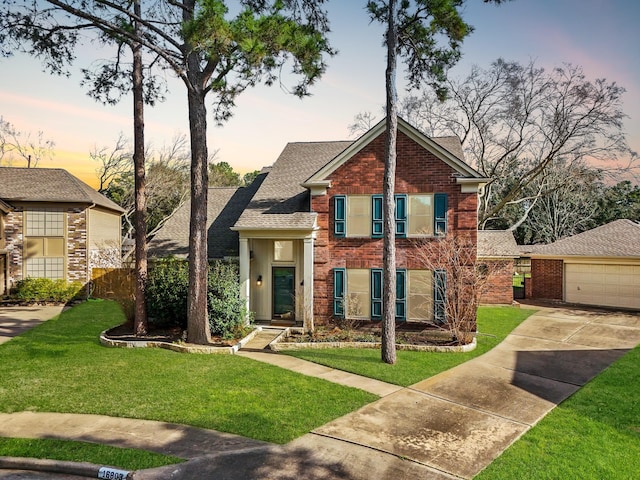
242,328,285,351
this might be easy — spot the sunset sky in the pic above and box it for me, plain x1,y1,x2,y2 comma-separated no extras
1,0,638,188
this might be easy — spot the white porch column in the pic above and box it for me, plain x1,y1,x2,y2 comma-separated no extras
303,237,314,328
239,237,250,320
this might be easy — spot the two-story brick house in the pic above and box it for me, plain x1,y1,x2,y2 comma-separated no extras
229,117,486,326
0,167,124,295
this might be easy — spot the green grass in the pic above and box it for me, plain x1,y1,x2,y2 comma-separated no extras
285,306,536,386
477,344,640,479
0,300,376,445
0,437,183,470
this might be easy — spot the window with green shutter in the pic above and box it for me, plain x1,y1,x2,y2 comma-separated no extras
434,269,447,323
371,195,383,238
434,193,448,236
333,268,345,317
395,194,407,237
396,269,406,320
371,269,383,319
334,196,346,237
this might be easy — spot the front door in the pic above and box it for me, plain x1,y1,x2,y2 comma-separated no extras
272,267,295,319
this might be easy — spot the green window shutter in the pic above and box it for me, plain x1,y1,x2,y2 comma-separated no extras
395,194,407,238
396,269,406,321
371,268,383,320
333,268,345,317
434,193,448,236
434,269,447,324
334,196,346,237
372,195,383,238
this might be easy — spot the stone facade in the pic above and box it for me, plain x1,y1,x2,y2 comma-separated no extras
531,258,564,300
4,208,24,287
2,206,93,289
67,208,88,282
311,131,478,324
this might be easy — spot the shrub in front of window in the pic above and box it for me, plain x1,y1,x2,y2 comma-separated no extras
14,278,84,302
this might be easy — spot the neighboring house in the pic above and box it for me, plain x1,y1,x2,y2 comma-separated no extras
151,118,487,326
525,219,640,310
0,167,124,294
477,230,520,304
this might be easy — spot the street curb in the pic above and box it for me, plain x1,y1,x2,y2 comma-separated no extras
0,456,133,478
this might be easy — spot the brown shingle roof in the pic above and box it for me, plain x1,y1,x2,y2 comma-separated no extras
234,141,353,230
148,174,265,258
532,220,640,257
0,167,124,212
477,230,520,258
432,136,464,160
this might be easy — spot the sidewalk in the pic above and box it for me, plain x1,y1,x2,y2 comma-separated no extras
1,305,639,479
0,305,66,345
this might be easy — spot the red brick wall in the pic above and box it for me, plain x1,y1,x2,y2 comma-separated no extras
531,258,563,300
311,131,478,324
480,259,514,304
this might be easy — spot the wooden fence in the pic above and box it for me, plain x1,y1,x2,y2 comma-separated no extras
91,268,135,302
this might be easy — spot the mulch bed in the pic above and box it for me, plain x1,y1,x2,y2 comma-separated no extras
104,323,240,347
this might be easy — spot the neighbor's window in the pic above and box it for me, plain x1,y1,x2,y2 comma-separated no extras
25,209,65,280
274,240,294,262
25,257,64,280
26,209,64,237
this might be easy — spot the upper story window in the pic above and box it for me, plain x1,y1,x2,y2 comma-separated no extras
334,193,447,239
347,196,371,237
26,209,64,237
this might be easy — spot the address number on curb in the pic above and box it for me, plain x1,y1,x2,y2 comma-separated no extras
98,467,130,480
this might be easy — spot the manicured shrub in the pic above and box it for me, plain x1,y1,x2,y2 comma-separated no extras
145,257,189,327
207,261,246,338
14,278,84,302
145,258,247,339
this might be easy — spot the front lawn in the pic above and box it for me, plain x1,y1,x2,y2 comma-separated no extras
0,300,376,444
477,343,640,479
285,306,536,386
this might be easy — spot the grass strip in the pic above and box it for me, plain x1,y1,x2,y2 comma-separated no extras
0,437,183,470
477,344,640,479
284,306,536,386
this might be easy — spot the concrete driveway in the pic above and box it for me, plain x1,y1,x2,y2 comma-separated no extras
309,305,640,479
0,305,66,345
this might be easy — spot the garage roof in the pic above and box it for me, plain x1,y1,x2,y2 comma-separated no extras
531,220,640,258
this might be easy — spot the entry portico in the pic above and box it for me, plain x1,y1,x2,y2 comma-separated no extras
236,230,315,325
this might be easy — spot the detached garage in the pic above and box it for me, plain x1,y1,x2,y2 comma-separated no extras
529,220,640,310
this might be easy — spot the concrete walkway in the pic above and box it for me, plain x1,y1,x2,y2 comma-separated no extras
0,305,66,344
0,305,639,479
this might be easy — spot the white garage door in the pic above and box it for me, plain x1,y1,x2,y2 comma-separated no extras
565,263,640,309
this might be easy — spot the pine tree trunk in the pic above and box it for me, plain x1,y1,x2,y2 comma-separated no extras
185,56,211,345
132,0,147,336
381,0,398,365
